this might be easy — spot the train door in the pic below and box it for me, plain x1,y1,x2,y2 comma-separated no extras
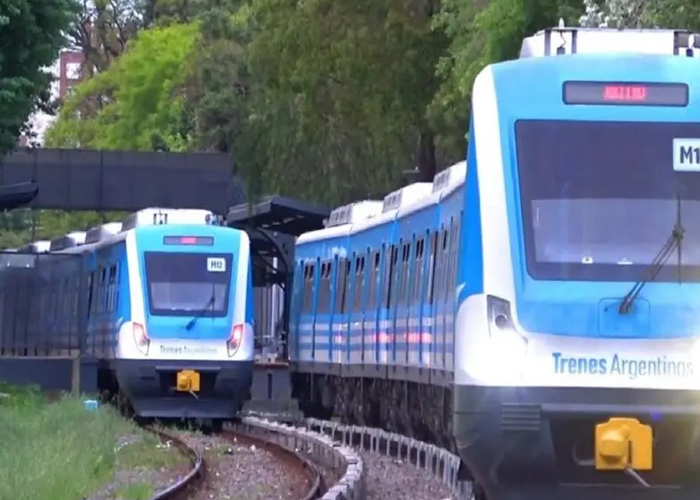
385,245,399,366
392,240,409,368
377,244,391,366
302,262,317,362
289,261,304,361
362,249,378,368
401,237,415,368
346,253,358,365
446,215,461,371
433,226,449,372
349,251,366,366
423,231,438,369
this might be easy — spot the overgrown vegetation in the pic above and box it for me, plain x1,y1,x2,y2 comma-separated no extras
0,384,184,500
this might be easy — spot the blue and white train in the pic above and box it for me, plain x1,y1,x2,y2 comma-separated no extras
21,208,254,425
289,26,700,500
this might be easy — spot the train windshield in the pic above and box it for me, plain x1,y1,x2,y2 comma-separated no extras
516,120,700,282
144,252,232,316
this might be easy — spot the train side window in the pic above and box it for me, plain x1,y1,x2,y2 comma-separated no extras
399,242,411,305
427,232,437,304
353,255,364,313
114,263,120,310
316,262,325,314
291,263,303,315
100,267,108,313
336,258,351,314
412,238,424,303
86,271,95,318
302,264,314,313
107,265,117,312
366,251,380,312
383,245,396,309
316,261,329,314
390,245,402,309
449,220,460,299
441,227,451,299
334,258,346,313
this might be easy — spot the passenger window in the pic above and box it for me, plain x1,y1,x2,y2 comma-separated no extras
366,251,380,313
412,239,424,303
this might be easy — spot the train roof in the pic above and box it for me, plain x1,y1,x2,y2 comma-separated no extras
18,207,227,254
299,161,466,244
520,22,700,58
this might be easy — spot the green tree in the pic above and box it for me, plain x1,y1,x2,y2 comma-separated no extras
45,21,198,150
0,0,77,156
239,0,450,206
432,0,584,151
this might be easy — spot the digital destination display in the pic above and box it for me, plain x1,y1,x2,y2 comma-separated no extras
563,81,689,106
163,236,214,246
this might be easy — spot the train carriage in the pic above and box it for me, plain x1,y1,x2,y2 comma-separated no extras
290,24,700,500
18,208,255,426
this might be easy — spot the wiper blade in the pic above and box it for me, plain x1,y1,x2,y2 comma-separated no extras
619,198,684,314
185,294,215,330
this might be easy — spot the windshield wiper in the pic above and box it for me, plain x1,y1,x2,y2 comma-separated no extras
185,293,216,330
619,197,684,314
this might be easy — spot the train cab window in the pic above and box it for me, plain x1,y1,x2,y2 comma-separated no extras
144,252,232,317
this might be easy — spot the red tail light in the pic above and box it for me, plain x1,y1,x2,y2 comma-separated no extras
133,322,150,355
227,324,244,357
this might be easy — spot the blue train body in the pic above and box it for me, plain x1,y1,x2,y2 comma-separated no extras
289,27,700,500
24,208,254,422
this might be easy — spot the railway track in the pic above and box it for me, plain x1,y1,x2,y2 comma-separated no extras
221,424,326,500
137,425,206,500
132,419,331,500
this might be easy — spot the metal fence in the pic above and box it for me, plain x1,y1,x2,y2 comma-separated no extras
253,282,285,361
0,252,86,357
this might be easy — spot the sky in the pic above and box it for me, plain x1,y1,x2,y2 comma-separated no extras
26,60,62,146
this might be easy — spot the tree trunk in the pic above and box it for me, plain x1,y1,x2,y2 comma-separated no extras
416,128,437,182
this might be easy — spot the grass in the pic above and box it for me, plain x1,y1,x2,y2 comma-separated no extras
0,383,185,500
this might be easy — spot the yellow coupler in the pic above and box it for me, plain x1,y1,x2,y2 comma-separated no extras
595,417,653,471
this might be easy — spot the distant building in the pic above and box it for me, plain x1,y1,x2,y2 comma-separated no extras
58,50,84,99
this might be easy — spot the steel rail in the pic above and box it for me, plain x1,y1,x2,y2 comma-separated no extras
141,425,206,500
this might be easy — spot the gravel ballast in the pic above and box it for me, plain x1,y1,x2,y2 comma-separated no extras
359,450,456,500
179,431,310,500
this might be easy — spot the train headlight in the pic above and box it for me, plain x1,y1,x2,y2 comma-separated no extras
132,322,150,355
487,295,528,360
227,324,244,357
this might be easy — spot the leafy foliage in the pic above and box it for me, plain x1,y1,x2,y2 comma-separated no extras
0,0,77,155
45,21,198,151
